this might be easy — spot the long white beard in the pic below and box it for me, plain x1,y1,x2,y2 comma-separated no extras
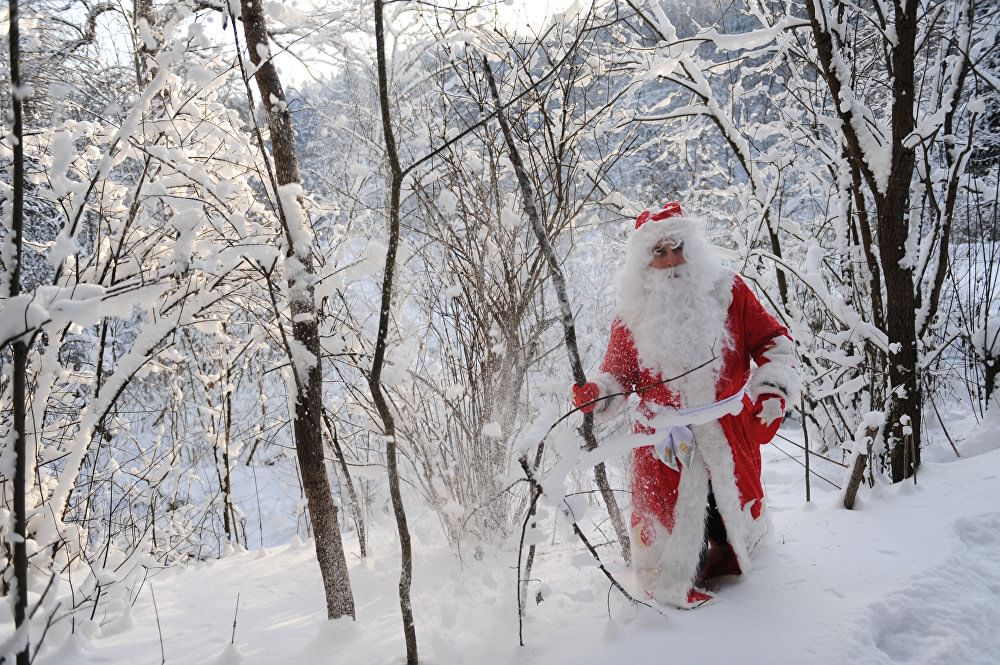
616,263,732,405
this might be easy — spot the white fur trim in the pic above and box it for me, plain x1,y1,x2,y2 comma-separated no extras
627,215,705,254
591,371,626,421
633,419,768,608
632,448,710,608
760,334,796,366
749,356,800,403
695,419,758,574
747,502,769,553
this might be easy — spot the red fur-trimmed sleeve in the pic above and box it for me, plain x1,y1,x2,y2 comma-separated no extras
736,277,800,402
588,319,642,415
599,319,641,390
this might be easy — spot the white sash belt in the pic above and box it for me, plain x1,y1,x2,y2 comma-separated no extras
652,388,747,471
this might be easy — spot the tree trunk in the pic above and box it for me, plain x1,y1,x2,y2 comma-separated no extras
239,0,354,619
371,2,418,662
7,1,30,662
10,343,28,664
880,2,921,482
986,357,998,407
843,450,867,510
808,0,922,483
133,0,157,87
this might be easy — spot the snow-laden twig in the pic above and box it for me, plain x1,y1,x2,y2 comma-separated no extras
231,593,240,644
150,585,166,665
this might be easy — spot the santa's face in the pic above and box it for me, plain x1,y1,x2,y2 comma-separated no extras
648,239,686,270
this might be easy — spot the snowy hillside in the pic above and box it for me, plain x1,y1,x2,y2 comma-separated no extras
38,426,1000,665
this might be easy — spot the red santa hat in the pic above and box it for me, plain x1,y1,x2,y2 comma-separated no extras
634,200,685,229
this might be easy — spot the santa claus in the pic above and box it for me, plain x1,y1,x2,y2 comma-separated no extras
573,201,798,608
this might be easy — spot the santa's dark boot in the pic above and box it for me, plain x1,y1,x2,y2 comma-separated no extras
701,542,742,581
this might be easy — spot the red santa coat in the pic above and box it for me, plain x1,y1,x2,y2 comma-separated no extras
597,273,796,606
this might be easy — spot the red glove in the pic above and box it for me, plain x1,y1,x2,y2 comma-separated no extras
571,382,600,414
749,394,786,444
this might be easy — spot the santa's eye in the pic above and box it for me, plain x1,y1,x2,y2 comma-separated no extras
651,242,683,257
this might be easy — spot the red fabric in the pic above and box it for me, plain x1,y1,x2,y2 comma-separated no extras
600,275,790,536
571,382,600,413
635,201,685,229
687,588,713,606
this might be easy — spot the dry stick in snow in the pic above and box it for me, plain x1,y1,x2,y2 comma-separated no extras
150,585,166,665
802,397,811,502
929,396,960,459
231,593,240,644
482,57,632,571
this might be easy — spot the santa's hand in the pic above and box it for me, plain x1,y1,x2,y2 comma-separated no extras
749,394,786,444
757,396,785,425
571,382,600,414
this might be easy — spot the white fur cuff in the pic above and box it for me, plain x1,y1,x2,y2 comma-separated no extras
591,372,626,417
749,360,800,403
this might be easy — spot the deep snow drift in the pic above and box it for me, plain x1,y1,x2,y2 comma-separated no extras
32,422,1000,665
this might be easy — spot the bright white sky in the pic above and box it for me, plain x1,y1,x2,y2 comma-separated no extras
68,0,583,88
501,0,581,30
269,0,582,85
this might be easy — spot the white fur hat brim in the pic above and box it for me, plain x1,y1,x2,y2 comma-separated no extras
626,215,706,254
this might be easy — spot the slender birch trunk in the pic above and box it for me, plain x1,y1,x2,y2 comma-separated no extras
238,0,354,619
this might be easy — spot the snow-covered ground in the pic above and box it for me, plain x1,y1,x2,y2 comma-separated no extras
36,422,1000,665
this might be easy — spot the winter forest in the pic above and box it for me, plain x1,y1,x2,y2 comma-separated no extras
2,0,999,663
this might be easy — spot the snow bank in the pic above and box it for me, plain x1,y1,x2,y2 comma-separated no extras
23,431,1000,665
